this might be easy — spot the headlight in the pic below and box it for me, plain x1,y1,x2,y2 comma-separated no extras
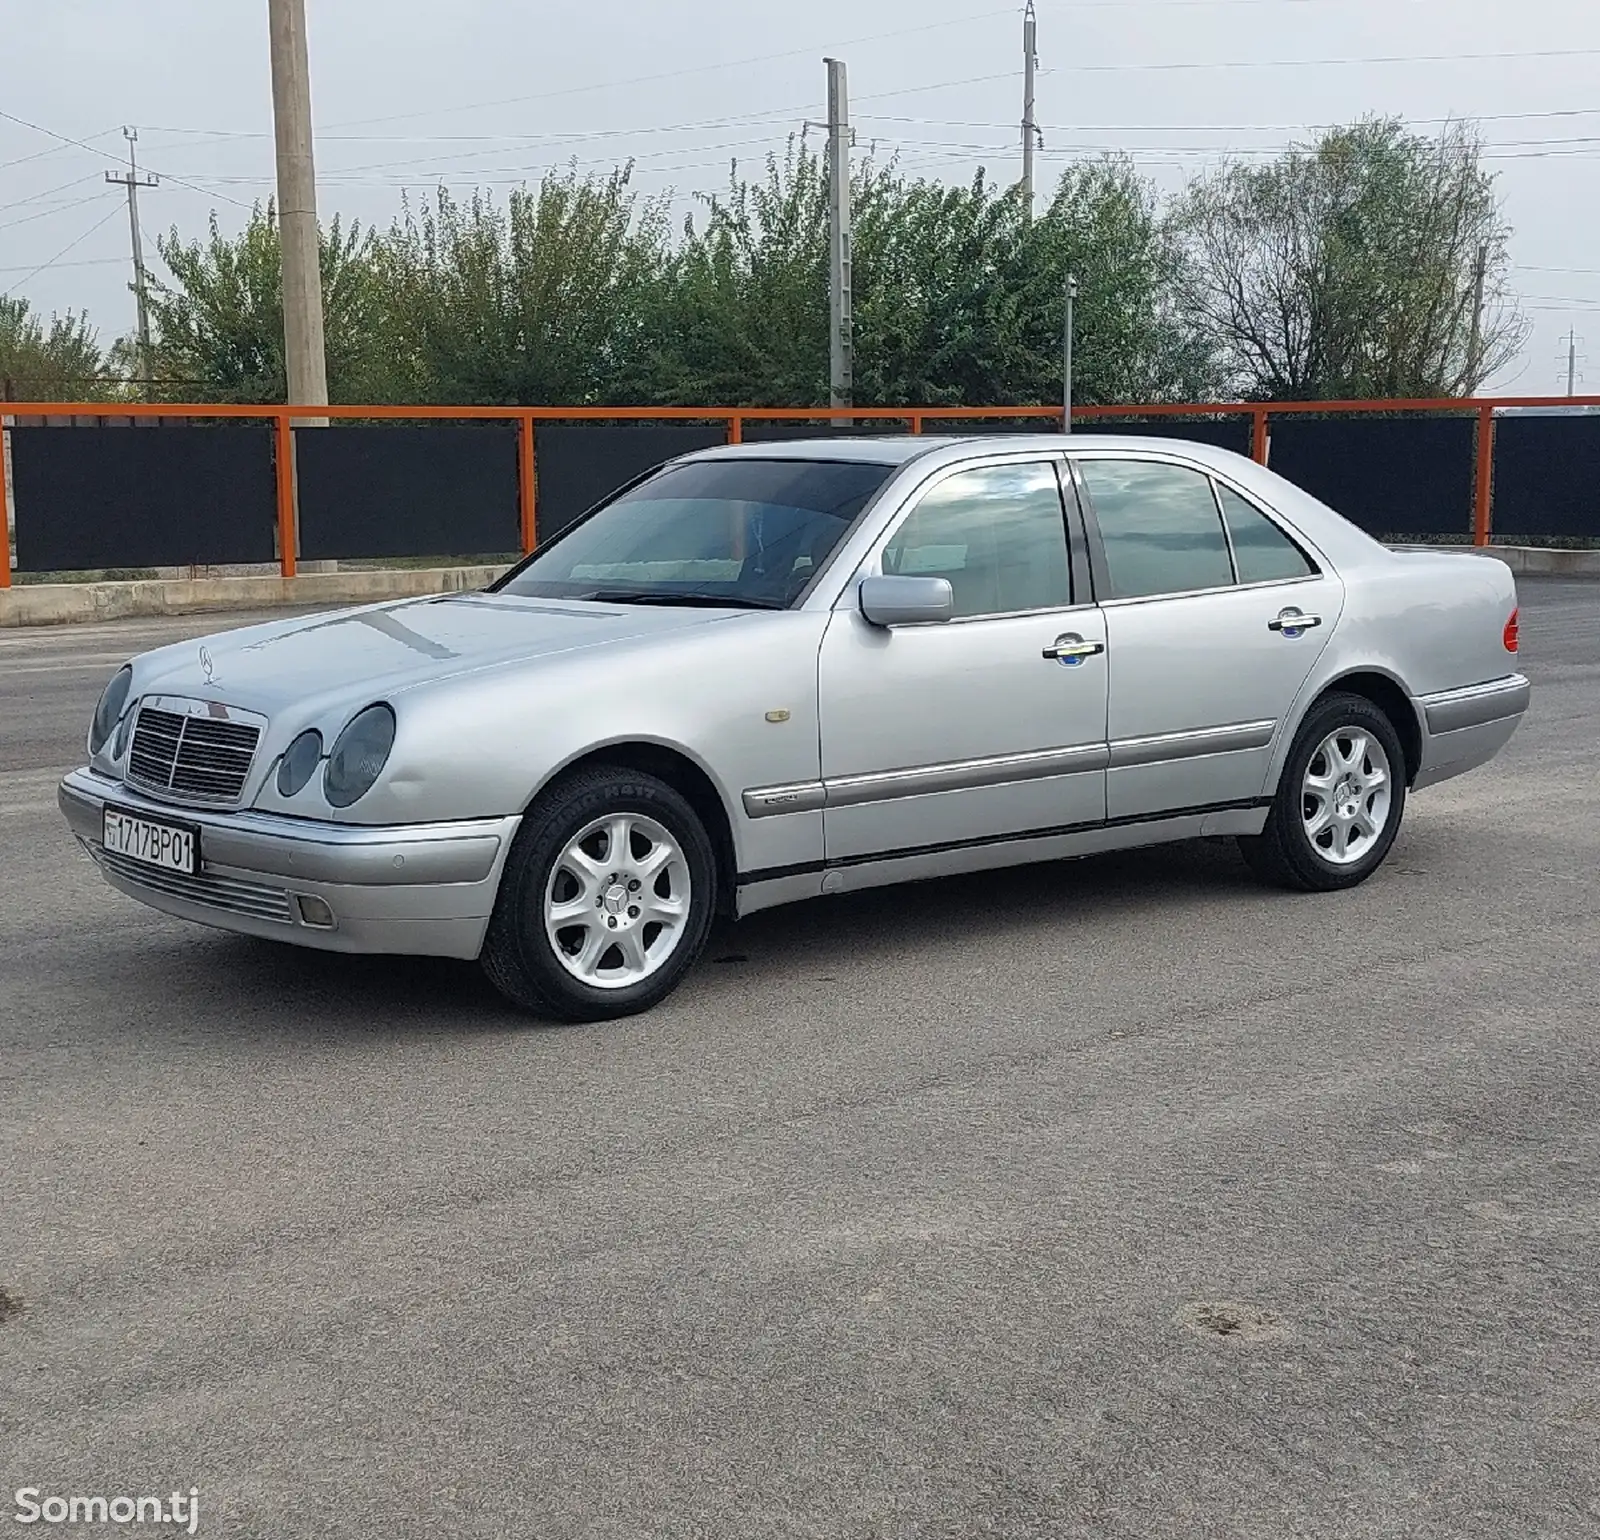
89,666,133,755
276,730,323,797
324,705,395,808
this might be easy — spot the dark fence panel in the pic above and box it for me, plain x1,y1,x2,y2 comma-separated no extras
1079,418,1254,456
534,424,725,540
296,425,520,561
1492,416,1600,539
742,420,909,441
10,426,276,571
920,418,1059,438
1266,417,1475,537
743,417,1251,450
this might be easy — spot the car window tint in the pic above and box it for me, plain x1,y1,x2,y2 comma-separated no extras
497,459,892,608
1077,459,1234,600
1216,483,1316,584
882,462,1071,618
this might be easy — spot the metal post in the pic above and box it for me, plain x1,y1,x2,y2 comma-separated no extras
1062,273,1078,432
268,0,329,421
0,411,11,589
274,409,297,578
1473,402,1494,548
518,413,538,555
825,57,853,412
105,128,159,390
1021,0,1038,217
1251,408,1269,464
1568,331,1578,397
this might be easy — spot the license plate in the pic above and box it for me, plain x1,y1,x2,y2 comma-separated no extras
102,806,199,876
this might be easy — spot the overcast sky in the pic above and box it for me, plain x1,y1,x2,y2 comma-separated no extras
2,0,1597,395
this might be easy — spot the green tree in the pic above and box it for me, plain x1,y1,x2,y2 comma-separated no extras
1017,158,1219,405
0,296,116,401
645,142,831,406
146,203,389,402
651,145,1210,409
1171,118,1524,399
374,168,673,404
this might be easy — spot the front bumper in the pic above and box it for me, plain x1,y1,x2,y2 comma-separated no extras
59,767,520,959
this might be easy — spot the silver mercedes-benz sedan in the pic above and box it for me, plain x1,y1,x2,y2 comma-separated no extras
60,434,1529,1020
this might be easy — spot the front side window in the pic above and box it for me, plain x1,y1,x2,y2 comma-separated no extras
881,462,1072,618
1076,458,1234,600
1216,484,1316,584
497,458,892,608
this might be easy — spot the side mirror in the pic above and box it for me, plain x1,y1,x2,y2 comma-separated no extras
858,574,954,628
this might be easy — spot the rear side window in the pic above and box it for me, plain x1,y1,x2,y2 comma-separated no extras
1217,484,1316,584
1076,459,1234,599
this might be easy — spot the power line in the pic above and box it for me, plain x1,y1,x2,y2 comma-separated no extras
2,204,123,298
139,108,803,148
1032,44,1600,76
0,171,105,213
0,255,124,275
323,7,1014,132
0,128,120,173
0,107,254,209
860,106,1600,133
0,192,107,234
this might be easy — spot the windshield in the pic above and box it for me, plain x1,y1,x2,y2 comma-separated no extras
495,458,894,609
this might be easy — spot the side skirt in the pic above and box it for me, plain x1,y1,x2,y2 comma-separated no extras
733,801,1269,918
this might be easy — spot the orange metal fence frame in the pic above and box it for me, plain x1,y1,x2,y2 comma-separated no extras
4,394,1600,589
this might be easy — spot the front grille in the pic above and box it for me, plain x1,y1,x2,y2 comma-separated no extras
126,706,261,804
96,846,295,924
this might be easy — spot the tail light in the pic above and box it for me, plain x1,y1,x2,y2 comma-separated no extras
1503,608,1519,653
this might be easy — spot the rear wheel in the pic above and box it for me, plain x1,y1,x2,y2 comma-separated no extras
481,767,717,1021
1240,692,1407,892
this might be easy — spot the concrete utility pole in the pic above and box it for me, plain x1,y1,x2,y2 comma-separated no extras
268,0,329,416
1566,330,1580,396
825,57,853,411
1465,240,1488,391
1062,273,1078,433
1021,0,1039,217
105,127,159,387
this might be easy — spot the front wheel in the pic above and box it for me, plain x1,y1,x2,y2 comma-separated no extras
481,767,718,1021
1240,692,1407,892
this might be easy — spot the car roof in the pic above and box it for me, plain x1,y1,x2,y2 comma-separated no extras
683,433,1253,468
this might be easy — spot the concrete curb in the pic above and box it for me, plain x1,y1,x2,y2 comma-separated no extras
0,565,512,628
1470,545,1600,576
1388,545,1600,575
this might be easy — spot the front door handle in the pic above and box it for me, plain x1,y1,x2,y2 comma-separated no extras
1043,633,1105,666
1268,608,1322,637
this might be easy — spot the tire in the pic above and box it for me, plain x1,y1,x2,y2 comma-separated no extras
1239,691,1408,893
481,766,718,1021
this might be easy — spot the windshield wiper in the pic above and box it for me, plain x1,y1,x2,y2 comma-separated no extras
580,589,786,610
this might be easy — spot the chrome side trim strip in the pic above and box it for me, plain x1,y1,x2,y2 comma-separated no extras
1420,674,1531,735
742,781,827,818
742,743,1109,819
827,743,1110,808
1107,719,1276,769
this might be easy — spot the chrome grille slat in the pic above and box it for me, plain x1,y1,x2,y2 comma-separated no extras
96,847,295,924
126,704,261,805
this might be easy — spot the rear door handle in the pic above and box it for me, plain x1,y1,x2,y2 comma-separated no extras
1043,633,1105,666
1268,609,1322,636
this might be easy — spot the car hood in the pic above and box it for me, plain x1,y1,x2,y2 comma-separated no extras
129,591,749,716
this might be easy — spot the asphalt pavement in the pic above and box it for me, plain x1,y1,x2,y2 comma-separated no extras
3,583,1598,1539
